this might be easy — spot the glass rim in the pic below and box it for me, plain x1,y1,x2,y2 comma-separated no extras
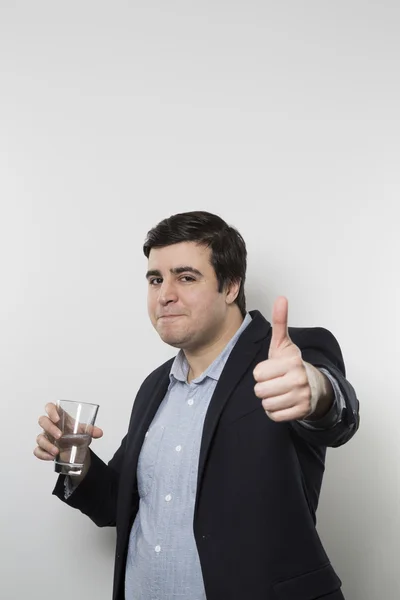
56,399,100,409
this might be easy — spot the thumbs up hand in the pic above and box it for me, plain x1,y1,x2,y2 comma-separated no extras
253,297,329,422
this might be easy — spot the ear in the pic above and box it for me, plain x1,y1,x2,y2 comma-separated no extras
225,279,241,305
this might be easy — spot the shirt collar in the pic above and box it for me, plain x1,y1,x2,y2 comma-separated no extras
169,312,252,385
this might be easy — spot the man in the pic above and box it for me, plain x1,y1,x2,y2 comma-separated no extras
35,211,360,600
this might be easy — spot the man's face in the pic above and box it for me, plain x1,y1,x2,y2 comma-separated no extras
146,242,233,350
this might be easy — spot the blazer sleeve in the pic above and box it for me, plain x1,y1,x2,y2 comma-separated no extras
290,326,360,448
52,434,128,527
51,358,174,527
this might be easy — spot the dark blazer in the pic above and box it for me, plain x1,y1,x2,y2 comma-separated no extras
53,310,360,600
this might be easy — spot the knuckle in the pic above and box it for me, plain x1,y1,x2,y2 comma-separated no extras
262,399,270,411
46,403,60,422
301,388,311,403
45,402,54,413
264,408,278,421
253,360,267,381
254,384,263,398
269,412,281,422
295,372,307,387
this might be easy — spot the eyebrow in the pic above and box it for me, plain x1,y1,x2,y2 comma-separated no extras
145,266,204,280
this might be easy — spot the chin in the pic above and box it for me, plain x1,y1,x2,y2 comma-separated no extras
161,337,187,349
157,330,186,348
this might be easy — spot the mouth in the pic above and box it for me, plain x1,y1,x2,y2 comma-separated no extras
158,315,183,320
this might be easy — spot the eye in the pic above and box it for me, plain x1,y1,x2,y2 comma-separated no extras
180,276,195,282
149,277,163,286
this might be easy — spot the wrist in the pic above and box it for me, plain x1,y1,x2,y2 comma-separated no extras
304,363,334,421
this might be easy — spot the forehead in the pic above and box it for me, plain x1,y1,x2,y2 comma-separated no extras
147,242,212,270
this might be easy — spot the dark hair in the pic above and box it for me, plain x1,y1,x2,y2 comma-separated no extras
143,211,247,316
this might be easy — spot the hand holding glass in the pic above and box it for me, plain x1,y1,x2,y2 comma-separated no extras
54,400,99,476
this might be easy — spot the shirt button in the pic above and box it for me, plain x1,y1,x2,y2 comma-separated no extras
155,545,161,553
187,398,194,406
165,494,172,502
145,431,149,438
175,445,182,452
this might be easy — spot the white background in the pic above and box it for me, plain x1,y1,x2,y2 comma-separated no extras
1,2,399,599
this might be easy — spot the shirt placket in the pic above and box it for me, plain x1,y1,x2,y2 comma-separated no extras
151,380,203,598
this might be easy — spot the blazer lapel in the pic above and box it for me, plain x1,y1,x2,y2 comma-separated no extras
123,361,173,489
114,363,172,596
196,311,271,495
115,362,173,578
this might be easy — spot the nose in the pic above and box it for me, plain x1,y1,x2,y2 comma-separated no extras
158,280,178,306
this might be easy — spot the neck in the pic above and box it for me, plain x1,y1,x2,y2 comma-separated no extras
184,309,244,382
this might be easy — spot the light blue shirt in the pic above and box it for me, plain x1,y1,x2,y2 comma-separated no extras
124,314,344,599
